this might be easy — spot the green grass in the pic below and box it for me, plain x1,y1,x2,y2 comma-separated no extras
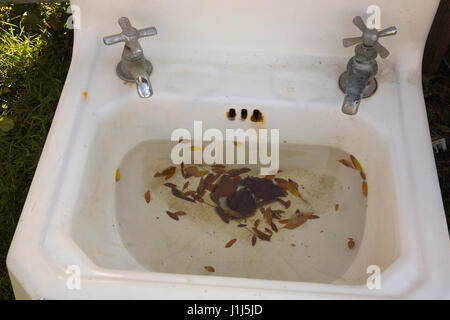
0,3,73,300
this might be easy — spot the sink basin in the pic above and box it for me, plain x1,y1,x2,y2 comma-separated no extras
7,0,450,299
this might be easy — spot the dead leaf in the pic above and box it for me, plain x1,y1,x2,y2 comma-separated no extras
154,166,176,180
362,181,368,197
350,154,363,172
166,211,179,221
175,211,186,216
338,159,354,168
171,187,196,203
183,181,189,190
286,178,302,198
225,238,237,248
252,227,271,241
264,207,273,225
145,190,151,203
348,238,355,249
251,235,257,246
164,182,177,189
277,198,291,209
280,210,314,230
115,169,120,182
227,168,251,177
184,166,202,177
204,266,215,272
270,222,278,232
335,203,339,211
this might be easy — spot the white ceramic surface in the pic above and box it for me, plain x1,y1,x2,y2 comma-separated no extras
7,0,450,299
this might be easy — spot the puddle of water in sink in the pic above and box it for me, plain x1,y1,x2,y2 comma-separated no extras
115,140,367,283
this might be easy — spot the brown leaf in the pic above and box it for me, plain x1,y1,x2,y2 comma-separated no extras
175,211,187,216
264,228,273,234
280,210,314,230
290,243,296,247
154,166,176,179
227,168,251,177
182,181,189,190
184,166,202,177
251,235,257,246
254,219,260,228
238,224,247,227
271,210,285,219
348,238,355,249
171,187,196,203
181,162,187,178
338,159,354,169
204,266,215,272
264,207,273,225
252,227,271,241
270,222,278,232
277,198,291,209
183,190,196,196
309,214,320,219
196,176,206,195
215,206,230,223
145,190,151,203
166,211,179,221
212,167,226,174
335,203,339,211
204,173,218,191
225,238,237,248
164,182,177,189
274,178,288,185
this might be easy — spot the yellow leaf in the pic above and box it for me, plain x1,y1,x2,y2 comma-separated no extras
362,181,368,197
115,169,120,182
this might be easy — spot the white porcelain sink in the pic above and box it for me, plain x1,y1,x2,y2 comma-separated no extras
7,0,450,299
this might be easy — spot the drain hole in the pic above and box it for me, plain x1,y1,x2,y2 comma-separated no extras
227,108,236,120
250,109,263,122
240,109,248,120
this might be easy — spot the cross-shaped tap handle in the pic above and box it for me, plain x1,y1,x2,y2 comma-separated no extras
103,17,157,59
342,16,397,59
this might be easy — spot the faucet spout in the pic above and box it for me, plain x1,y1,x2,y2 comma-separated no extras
339,57,378,115
136,74,153,98
342,95,361,115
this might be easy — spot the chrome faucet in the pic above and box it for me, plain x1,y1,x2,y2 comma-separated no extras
103,17,157,98
339,16,397,115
